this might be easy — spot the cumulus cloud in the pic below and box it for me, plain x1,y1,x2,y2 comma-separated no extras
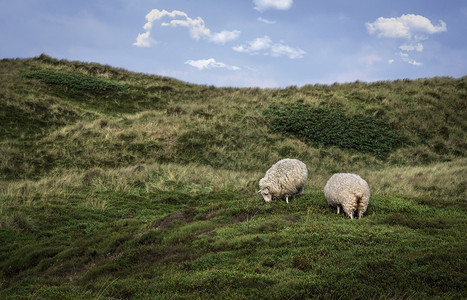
134,9,239,47
233,36,305,59
134,31,153,48
209,30,241,45
366,14,446,39
366,14,446,66
185,58,240,71
133,9,208,47
253,0,293,12
161,17,210,40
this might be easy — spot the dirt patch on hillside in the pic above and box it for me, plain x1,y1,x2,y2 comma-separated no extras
228,213,254,224
156,212,193,230
286,215,301,223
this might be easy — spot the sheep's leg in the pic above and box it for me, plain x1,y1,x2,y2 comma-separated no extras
285,195,289,204
343,206,354,219
337,206,340,214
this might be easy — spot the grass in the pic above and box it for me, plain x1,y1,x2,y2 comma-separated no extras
0,55,466,299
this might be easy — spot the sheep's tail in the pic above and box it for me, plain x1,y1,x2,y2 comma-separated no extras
356,194,364,219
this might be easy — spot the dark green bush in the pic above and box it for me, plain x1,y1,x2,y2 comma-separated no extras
22,70,128,93
265,102,403,157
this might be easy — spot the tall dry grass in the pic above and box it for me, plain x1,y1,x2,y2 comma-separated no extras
0,162,262,206
1,158,465,207
361,158,467,201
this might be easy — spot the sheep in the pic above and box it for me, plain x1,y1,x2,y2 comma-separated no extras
258,158,308,203
323,173,370,219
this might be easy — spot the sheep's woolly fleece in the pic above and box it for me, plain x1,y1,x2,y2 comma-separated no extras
259,158,308,203
323,173,370,219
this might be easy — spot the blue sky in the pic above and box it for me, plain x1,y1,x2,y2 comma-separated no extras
1,0,466,87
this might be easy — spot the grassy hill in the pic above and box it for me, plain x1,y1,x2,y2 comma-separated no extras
1,54,466,299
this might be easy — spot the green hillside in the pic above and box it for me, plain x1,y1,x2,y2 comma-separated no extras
1,55,466,299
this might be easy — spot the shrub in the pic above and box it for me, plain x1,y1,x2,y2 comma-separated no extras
265,102,403,157
21,70,128,93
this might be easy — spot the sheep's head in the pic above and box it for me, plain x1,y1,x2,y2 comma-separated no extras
258,188,272,202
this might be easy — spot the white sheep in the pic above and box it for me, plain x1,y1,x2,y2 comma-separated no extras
258,158,308,203
323,173,370,219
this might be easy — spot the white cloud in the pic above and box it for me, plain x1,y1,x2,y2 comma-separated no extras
366,14,446,66
209,30,241,45
233,36,272,54
233,36,305,59
253,0,293,12
270,43,306,59
409,60,423,66
397,52,423,66
185,58,240,71
258,17,276,24
134,9,239,47
144,9,185,28
366,14,446,39
161,16,211,40
399,43,424,52
133,31,153,47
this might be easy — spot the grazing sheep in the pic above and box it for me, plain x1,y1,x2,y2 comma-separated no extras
258,158,308,203
323,173,370,219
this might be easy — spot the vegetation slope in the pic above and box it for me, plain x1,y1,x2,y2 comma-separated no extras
0,55,466,299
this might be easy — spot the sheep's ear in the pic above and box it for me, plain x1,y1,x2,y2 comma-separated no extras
257,190,262,194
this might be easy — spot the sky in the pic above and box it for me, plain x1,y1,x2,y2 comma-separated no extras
1,0,466,88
